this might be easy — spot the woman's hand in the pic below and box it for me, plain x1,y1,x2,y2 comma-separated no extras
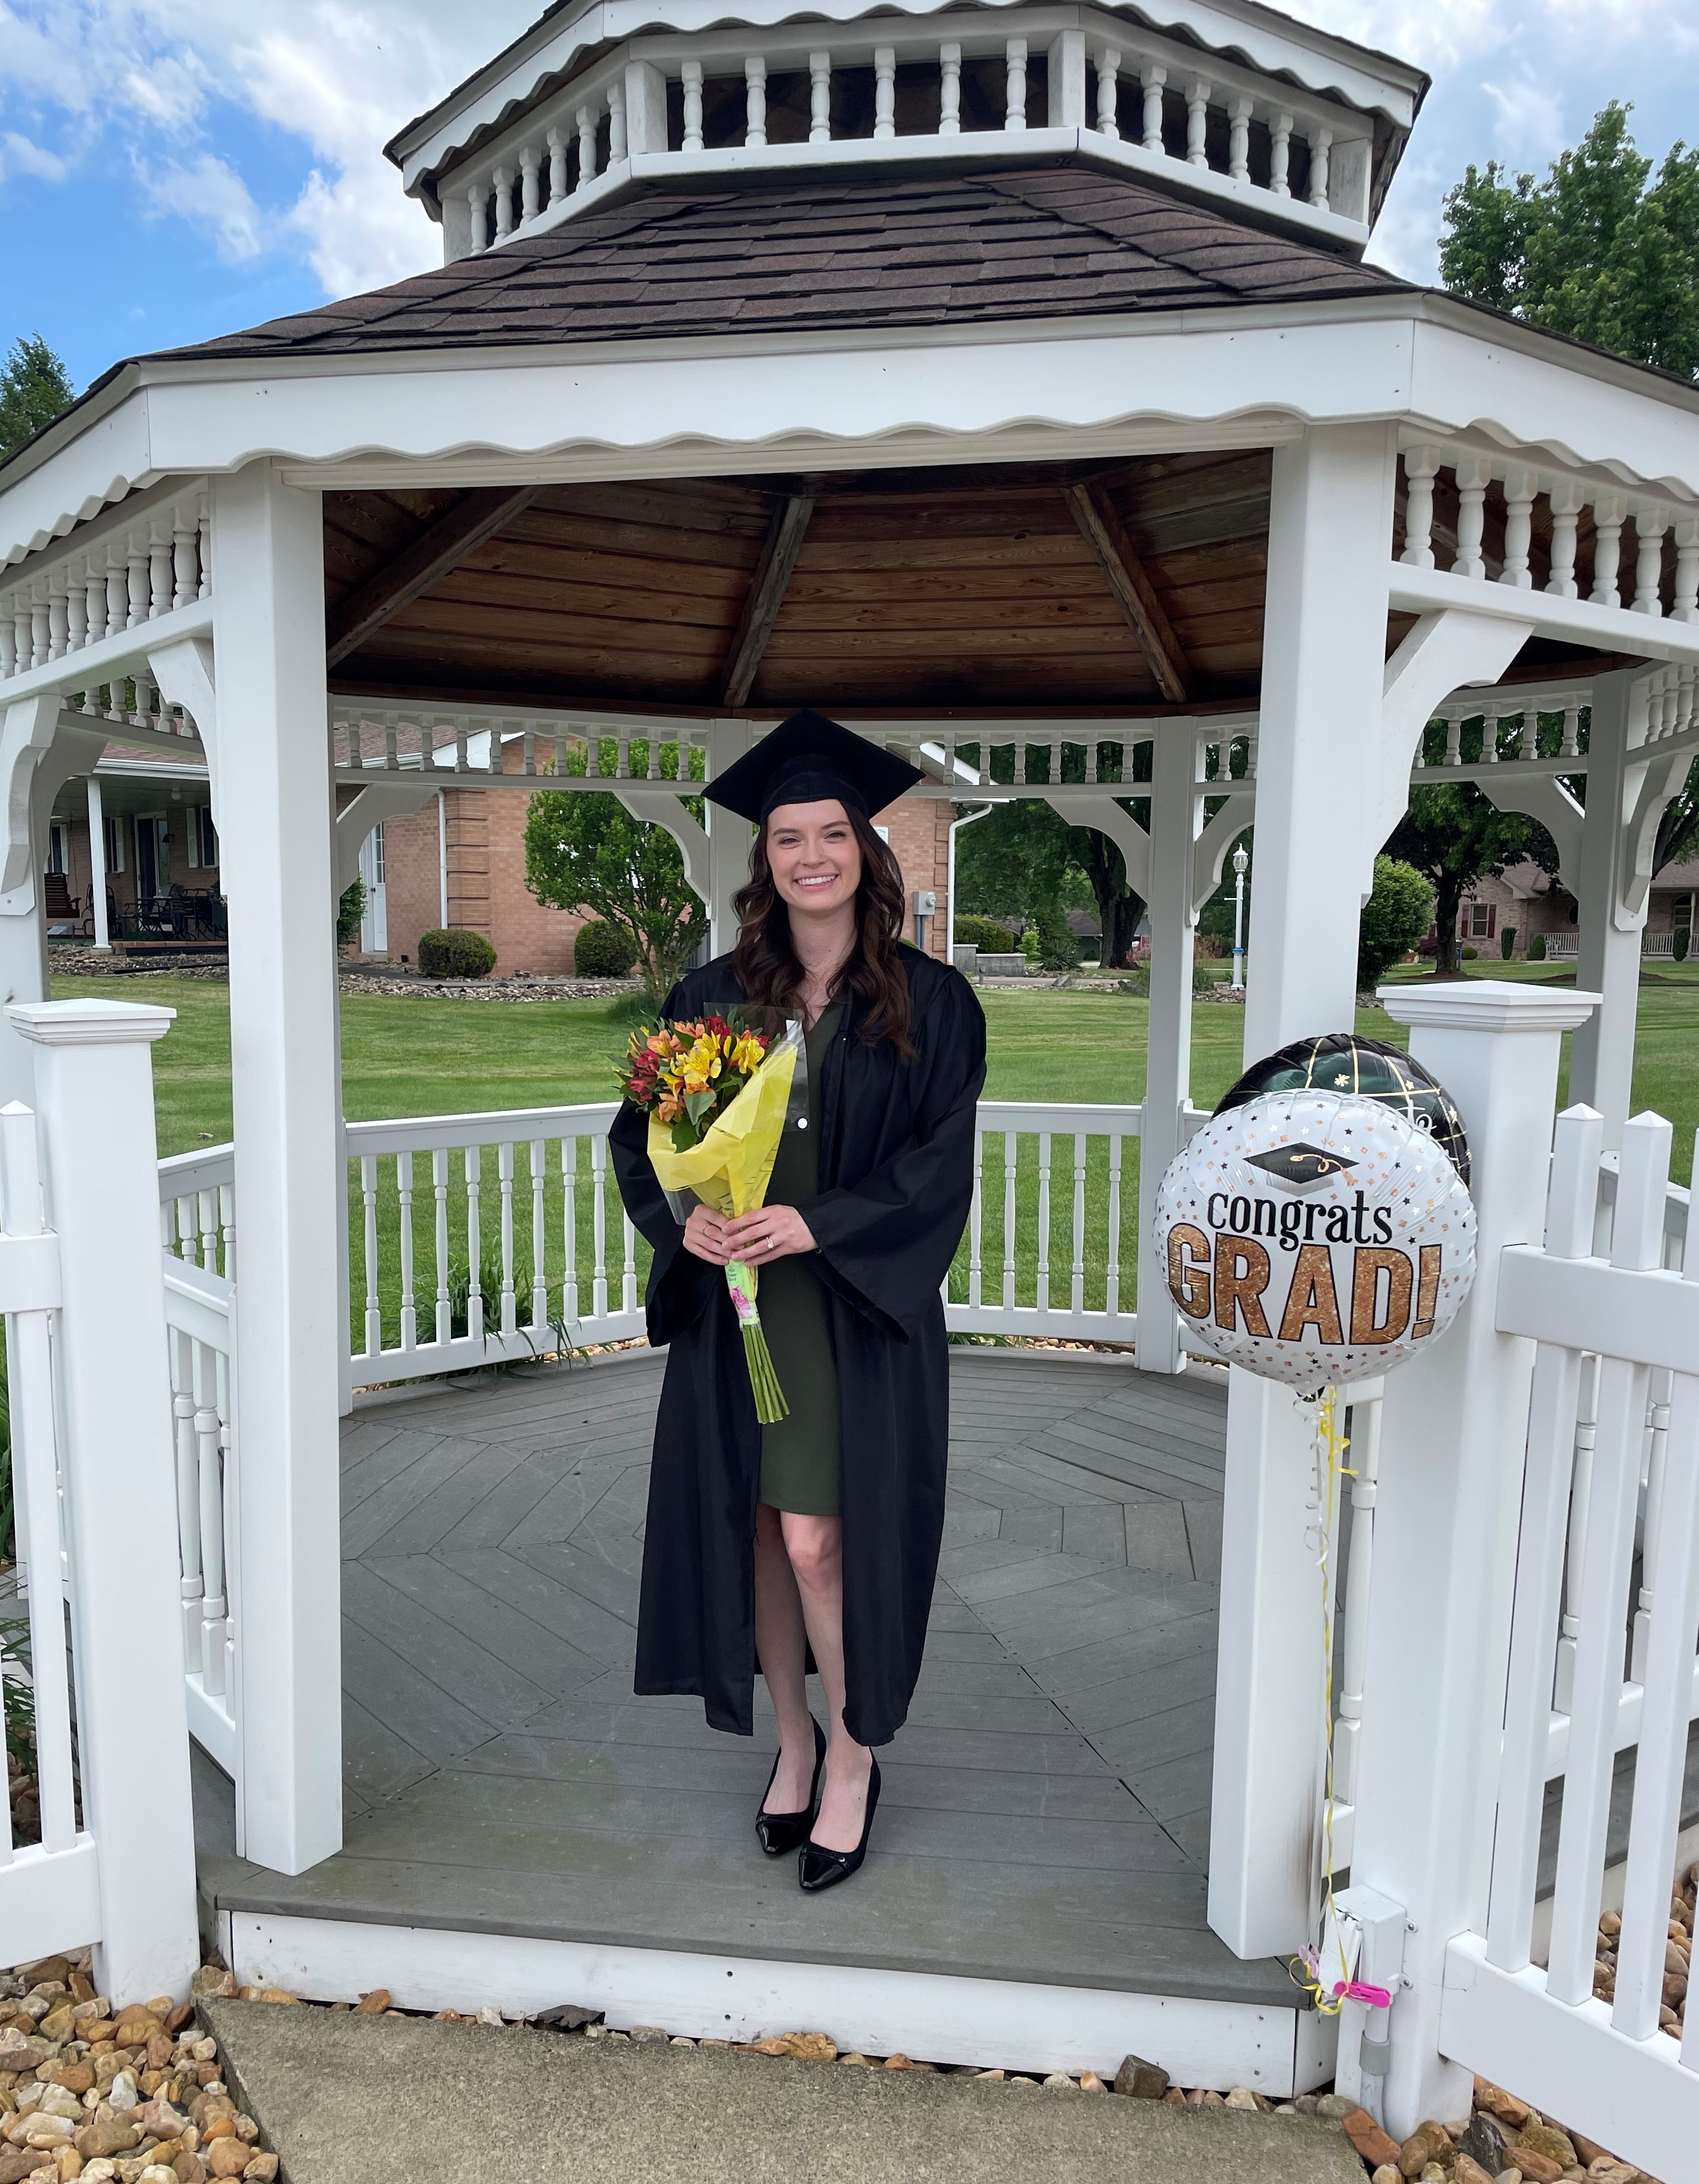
723,1205,817,1265
682,1204,738,1266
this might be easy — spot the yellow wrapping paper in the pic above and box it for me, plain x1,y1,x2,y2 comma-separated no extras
646,1024,803,1422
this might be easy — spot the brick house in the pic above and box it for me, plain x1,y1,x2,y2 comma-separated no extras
1449,856,1699,959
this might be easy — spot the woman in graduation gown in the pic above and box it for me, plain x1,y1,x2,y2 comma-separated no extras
610,711,986,1892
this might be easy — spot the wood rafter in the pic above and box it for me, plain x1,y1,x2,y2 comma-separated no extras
722,492,816,707
326,486,540,668
1062,482,1192,704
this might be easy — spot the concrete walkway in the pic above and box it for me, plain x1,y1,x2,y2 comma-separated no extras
204,2000,1364,2184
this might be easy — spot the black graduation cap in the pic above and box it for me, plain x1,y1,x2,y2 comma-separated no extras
703,710,924,824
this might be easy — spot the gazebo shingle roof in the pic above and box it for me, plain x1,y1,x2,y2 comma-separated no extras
163,165,1411,361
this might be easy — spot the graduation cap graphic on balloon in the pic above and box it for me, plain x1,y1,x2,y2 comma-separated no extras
1244,1143,1359,1193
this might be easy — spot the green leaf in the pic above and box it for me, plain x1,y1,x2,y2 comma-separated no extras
684,1088,718,1125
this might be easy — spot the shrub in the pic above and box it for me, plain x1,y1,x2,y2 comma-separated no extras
1034,899,1078,971
1357,855,1436,991
1194,932,1224,959
955,914,1016,954
1461,945,1479,960
419,927,498,980
575,920,639,977
1500,926,1516,960
1020,927,1040,962
1528,934,1548,961
1676,927,1691,963
336,877,366,948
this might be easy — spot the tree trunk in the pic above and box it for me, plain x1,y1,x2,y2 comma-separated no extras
1433,871,1464,975
1110,892,1145,968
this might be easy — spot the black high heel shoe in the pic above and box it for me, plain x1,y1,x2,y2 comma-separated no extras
755,1717,826,1857
798,1754,881,1892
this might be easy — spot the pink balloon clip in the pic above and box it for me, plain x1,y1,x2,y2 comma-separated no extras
1332,1979,1393,2009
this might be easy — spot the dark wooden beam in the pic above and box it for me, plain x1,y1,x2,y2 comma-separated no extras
1062,483,1192,704
326,486,540,668
722,492,816,707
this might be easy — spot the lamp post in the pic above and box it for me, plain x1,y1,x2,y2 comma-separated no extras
1231,843,1249,990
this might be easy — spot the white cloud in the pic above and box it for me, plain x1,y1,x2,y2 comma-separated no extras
0,0,539,296
1481,74,1568,163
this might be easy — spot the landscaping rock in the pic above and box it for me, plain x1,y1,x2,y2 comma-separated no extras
1315,2094,1355,2119
1458,2112,1510,2174
1454,2157,1494,2184
1111,2054,1169,2098
1510,2151,1564,2183
1518,2124,1578,2169
1342,2110,1402,2168
0,2150,53,2182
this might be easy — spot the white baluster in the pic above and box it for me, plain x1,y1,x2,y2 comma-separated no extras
1069,1133,1086,1315
682,61,705,151
874,47,895,139
105,545,127,642
1105,1131,1124,1318
746,57,768,147
522,728,536,777
562,1138,580,1322
1095,47,1120,138
1674,515,1699,623
65,569,87,655
1454,456,1490,580
360,1155,382,1356
433,1145,452,1342
1001,1131,1018,1308
1481,711,1500,764
548,127,568,204
384,719,399,771
1518,710,1537,763
577,105,598,187
938,43,961,133
0,604,14,682
197,500,212,597
493,166,513,239
1500,464,1536,590
1591,494,1625,605
591,1135,610,1318
397,1151,417,1350
809,53,831,142
469,186,489,253
1228,96,1251,181
1269,111,1291,194
529,1139,548,1336
126,536,148,628
1547,481,1583,598
606,80,627,162
1400,444,1440,568
1306,126,1331,207
194,1340,227,1698
1333,1386,1383,1811
1560,704,1581,760
11,595,29,673
498,1140,518,1336
1185,80,1210,165
172,512,197,610
148,522,173,617
1632,503,1667,615
1444,713,1463,767
1141,63,1166,151
30,588,48,667
1035,1131,1052,1313
171,1333,203,1671
1005,39,1027,130
520,145,540,223
465,1146,484,1339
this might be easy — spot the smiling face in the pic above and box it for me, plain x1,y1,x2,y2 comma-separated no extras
765,798,864,924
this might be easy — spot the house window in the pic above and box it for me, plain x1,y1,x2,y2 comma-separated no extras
371,822,385,884
1466,902,1496,939
187,808,217,869
102,816,125,875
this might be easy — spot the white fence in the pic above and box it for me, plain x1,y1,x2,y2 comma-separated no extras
1437,1106,1699,2179
3,1000,197,2005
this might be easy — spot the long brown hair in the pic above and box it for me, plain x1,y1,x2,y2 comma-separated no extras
731,805,914,1056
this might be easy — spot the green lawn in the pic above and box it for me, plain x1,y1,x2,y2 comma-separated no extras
54,965,1697,1343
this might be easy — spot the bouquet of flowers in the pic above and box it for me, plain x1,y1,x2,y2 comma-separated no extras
618,1013,806,1422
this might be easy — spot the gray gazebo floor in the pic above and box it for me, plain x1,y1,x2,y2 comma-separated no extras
196,1346,1300,2004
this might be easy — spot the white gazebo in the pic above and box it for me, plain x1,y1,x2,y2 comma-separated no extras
4,0,1699,2156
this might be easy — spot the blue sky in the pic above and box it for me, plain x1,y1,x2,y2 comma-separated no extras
2,0,1695,396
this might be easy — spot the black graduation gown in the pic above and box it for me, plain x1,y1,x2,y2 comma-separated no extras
609,945,987,1747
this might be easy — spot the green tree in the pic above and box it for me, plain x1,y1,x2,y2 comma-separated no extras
1384,784,1539,977
0,335,75,462
524,738,704,1001
1440,105,1699,377
1357,855,1435,991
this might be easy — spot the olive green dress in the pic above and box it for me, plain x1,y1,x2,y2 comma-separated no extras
756,1003,843,1516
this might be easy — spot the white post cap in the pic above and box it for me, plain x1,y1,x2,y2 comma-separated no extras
7,998,176,1046
1377,979,1601,1035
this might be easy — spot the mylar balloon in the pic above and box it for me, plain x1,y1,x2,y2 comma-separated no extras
1154,1087,1476,1394
1215,1032,1470,1186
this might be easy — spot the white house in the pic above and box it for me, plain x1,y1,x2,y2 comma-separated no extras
2,0,1698,2165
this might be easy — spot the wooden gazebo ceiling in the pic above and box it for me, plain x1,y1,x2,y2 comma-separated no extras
322,449,1619,720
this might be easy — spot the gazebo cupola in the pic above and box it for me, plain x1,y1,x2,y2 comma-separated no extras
385,0,1426,263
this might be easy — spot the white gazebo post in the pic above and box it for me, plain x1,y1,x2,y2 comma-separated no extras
1352,981,1600,2136
1134,723,1202,1375
1208,421,1400,1957
210,461,345,1874
706,718,754,954
1569,669,1645,1145
86,775,111,950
